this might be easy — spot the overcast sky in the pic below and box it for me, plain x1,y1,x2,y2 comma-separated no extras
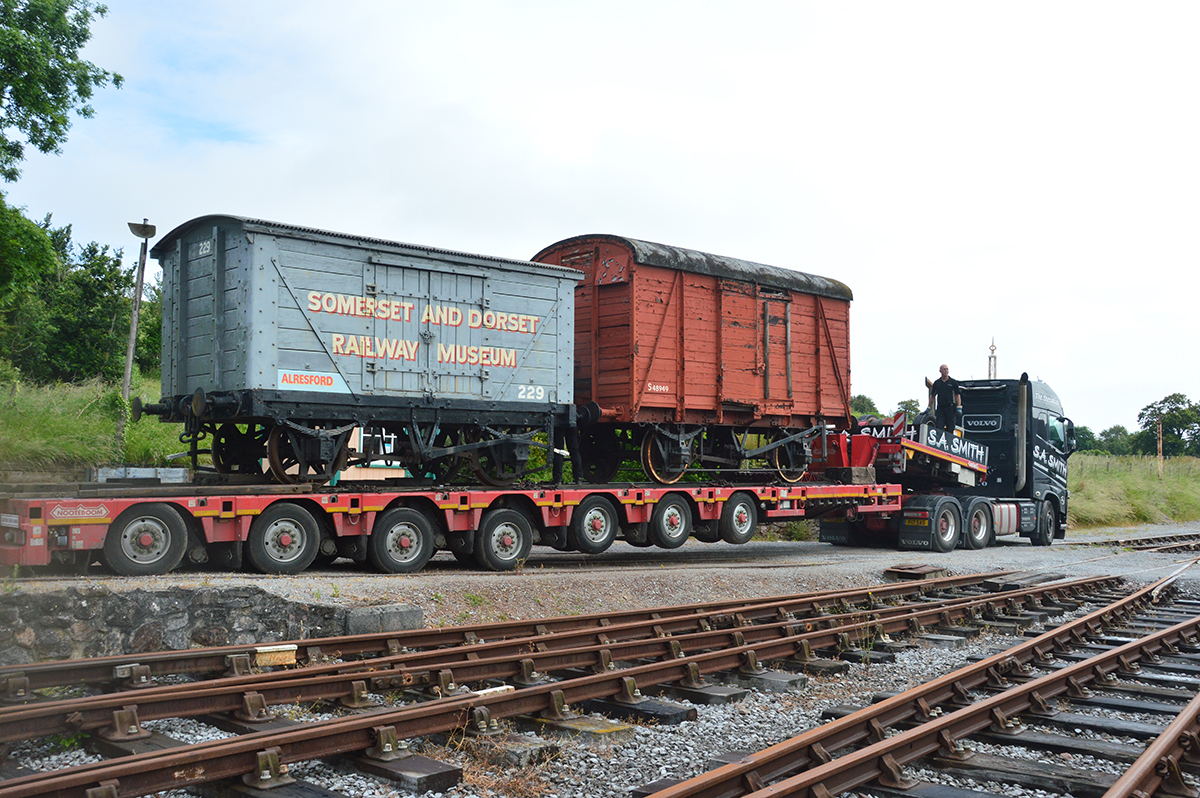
6,2,1198,433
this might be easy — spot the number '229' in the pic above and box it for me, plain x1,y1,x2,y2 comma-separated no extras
518,386,546,400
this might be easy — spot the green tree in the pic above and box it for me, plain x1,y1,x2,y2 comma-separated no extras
850,394,879,417
0,220,130,382
1073,425,1098,451
1132,394,1200,457
1098,425,1131,455
896,398,921,419
134,272,160,373
0,191,55,299
0,0,122,182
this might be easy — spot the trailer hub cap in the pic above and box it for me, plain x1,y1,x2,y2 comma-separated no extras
120,517,170,564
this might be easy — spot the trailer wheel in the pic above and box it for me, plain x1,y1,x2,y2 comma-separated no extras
475,508,533,571
368,508,436,574
103,503,188,576
569,496,618,554
930,498,962,553
719,492,758,545
648,495,692,549
247,503,320,574
1032,500,1056,547
963,499,992,550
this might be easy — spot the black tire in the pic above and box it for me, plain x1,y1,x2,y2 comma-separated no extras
719,492,759,545
103,503,188,576
451,550,476,567
1032,500,1056,547
930,498,962,553
247,503,321,574
474,508,533,571
368,507,436,574
648,495,692,549
963,499,992,550
568,496,618,554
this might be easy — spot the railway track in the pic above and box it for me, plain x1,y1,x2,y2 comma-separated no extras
1,571,1198,798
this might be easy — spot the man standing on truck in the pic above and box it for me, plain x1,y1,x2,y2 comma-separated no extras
929,364,961,432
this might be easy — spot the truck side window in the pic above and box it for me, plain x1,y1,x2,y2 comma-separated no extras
1047,417,1066,449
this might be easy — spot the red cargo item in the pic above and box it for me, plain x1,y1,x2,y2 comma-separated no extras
534,235,854,484
534,235,853,429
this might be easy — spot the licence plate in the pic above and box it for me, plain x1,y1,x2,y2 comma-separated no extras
904,519,929,526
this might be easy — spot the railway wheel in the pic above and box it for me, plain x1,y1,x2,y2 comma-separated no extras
930,497,962,553
640,430,691,485
1032,500,1056,547
719,492,759,545
568,496,618,554
211,423,269,476
368,507,435,574
102,503,188,576
410,427,464,483
475,508,533,571
247,503,321,574
267,425,349,484
648,495,692,549
470,436,524,487
578,427,624,483
963,499,993,550
769,432,809,484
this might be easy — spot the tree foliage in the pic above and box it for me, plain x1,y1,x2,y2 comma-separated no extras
1098,425,1132,455
1132,393,1200,457
1073,425,1098,451
896,398,920,419
0,219,155,382
0,0,122,182
0,190,55,298
850,394,879,417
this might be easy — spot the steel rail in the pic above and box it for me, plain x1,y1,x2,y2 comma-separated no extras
644,573,1190,798
1102,679,1200,798
0,577,1131,798
731,595,1200,798
0,575,1117,744
0,570,1015,693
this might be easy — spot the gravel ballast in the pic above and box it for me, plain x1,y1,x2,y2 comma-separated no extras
7,520,1200,797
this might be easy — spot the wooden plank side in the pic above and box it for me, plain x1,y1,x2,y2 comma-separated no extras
719,281,760,407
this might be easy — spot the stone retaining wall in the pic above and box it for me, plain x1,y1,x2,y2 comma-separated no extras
0,586,422,666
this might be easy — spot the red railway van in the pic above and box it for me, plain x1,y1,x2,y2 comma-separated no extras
534,235,854,483
536,234,853,429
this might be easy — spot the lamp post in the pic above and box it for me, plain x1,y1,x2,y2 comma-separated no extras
118,219,156,443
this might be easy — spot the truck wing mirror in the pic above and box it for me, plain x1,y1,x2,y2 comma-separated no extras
1061,417,1077,454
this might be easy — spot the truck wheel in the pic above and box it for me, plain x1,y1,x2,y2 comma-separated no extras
648,495,692,549
247,503,320,574
1032,500,1056,547
475,508,532,571
568,496,618,554
930,498,962,553
103,503,188,576
719,492,758,544
368,507,435,574
963,499,992,550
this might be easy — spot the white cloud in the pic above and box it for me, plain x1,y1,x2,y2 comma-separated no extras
6,1,1198,431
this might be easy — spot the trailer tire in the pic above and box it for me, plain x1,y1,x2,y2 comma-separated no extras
1032,500,1055,547
719,492,758,545
568,496,618,554
103,503,188,576
648,495,692,549
930,497,962,553
368,508,436,574
475,508,533,571
247,503,321,574
963,499,992,550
